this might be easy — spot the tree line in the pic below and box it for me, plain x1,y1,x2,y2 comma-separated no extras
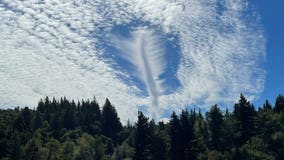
0,94,284,160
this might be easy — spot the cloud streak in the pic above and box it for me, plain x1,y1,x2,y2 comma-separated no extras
0,0,266,122
114,28,166,117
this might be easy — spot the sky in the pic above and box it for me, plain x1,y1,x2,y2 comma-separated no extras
0,0,282,122
252,0,284,107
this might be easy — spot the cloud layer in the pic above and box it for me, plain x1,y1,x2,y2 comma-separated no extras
0,0,265,122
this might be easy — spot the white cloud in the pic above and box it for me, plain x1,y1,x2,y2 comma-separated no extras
113,27,167,119
0,0,265,123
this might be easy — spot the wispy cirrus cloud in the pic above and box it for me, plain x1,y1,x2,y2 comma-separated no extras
0,0,265,122
113,27,167,119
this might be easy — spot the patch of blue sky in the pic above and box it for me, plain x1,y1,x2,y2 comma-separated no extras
98,20,182,97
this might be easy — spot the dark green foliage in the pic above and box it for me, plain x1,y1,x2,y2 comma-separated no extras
13,107,32,132
134,111,152,160
64,100,77,130
194,113,209,153
274,94,284,113
102,98,123,144
1,94,284,160
169,110,197,160
233,94,257,146
263,100,273,111
197,150,229,160
238,136,277,160
169,112,182,160
206,105,225,151
78,97,102,136
114,141,135,160
32,112,43,131
149,120,169,160
134,112,169,160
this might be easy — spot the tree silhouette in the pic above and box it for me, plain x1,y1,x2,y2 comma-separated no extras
206,104,225,151
274,95,284,113
134,111,152,160
102,98,122,144
234,94,257,146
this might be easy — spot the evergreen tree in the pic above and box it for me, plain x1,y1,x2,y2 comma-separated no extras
186,110,198,160
43,96,51,123
90,97,101,122
149,119,168,160
37,98,45,114
169,112,183,160
78,98,101,136
180,110,191,160
62,100,76,130
194,112,208,154
206,105,225,151
263,100,273,111
274,95,284,113
102,98,122,144
223,110,235,151
234,94,257,146
32,112,43,131
134,111,151,160
13,107,32,133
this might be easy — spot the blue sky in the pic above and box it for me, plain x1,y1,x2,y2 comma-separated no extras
0,0,281,122
252,0,284,107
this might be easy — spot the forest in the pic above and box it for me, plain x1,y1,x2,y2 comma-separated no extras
0,94,284,160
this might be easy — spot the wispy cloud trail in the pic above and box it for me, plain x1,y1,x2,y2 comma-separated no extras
114,28,166,112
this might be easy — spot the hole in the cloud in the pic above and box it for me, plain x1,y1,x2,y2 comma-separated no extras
98,24,147,96
216,1,226,16
160,33,182,95
102,23,181,97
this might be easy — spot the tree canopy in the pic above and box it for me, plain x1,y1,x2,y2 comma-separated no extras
0,94,284,160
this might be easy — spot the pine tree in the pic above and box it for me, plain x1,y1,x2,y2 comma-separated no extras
149,119,168,160
223,109,235,151
32,112,43,131
186,110,198,160
13,107,32,132
37,98,45,114
22,107,32,130
62,100,76,130
274,95,284,113
263,100,272,111
90,97,101,122
206,105,225,151
169,112,182,160
194,112,209,153
134,111,151,160
102,98,122,144
234,94,257,146
180,110,190,160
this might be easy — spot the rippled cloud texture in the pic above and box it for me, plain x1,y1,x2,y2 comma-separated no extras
0,0,265,122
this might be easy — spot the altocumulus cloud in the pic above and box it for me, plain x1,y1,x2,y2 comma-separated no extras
0,0,265,122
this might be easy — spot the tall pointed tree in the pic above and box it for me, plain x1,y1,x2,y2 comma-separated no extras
263,100,273,111
186,110,198,160
102,98,122,144
234,94,257,146
274,95,284,113
169,112,182,160
194,112,209,153
206,105,225,151
37,98,45,114
180,110,191,160
62,100,76,130
149,119,168,160
134,111,152,160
